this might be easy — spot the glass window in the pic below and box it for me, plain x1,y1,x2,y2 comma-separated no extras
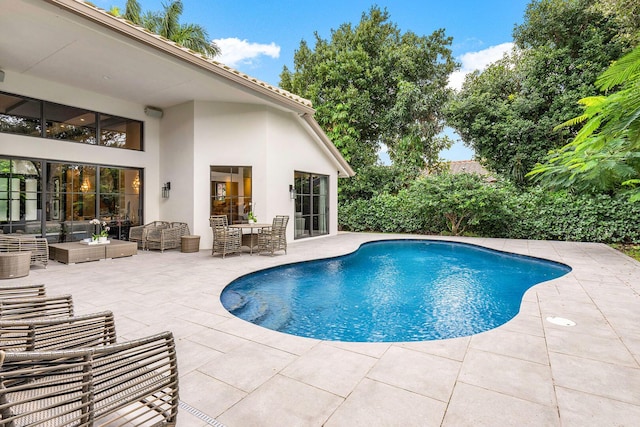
294,171,329,239
210,166,252,224
0,93,41,136
44,102,97,144
100,114,142,150
0,91,142,151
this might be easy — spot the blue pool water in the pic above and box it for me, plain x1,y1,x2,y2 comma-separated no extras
220,240,571,342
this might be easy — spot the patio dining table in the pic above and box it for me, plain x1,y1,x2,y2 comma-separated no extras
229,223,270,255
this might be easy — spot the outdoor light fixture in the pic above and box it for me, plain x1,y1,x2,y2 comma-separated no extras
0,70,5,83
289,184,297,200
162,182,171,198
144,106,163,118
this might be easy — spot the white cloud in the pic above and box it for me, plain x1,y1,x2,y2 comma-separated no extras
448,42,514,91
212,37,280,68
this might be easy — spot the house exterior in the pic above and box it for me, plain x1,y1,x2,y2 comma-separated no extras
0,0,354,249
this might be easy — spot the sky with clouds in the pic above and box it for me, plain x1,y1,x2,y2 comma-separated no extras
103,0,531,160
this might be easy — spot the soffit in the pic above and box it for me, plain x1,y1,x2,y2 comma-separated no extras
0,0,310,112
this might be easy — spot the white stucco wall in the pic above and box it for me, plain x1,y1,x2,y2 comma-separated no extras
182,101,342,249
0,70,163,222
158,102,195,229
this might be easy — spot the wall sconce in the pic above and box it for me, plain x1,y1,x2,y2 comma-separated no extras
162,182,171,198
0,70,5,83
289,184,297,200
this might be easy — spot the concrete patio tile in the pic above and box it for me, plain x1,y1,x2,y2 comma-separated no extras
178,370,246,419
517,298,541,317
175,338,224,376
325,378,446,427
185,327,251,353
212,316,280,342
546,328,637,367
540,305,617,339
197,341,297,393
328,340,391,358
442,382,560,427
281,342,378,397
218,374,342,427
239,327,320,356
367,345,461,402
398,335,470,361
173,307,230,329
555,386,640,427
549,352,640,405
458,349,556,406
469,328,549,365
500,313,545,337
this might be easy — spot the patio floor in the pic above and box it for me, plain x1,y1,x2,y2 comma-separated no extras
16,232,640,426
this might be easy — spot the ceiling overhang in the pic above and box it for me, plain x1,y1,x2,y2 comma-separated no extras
0,0,315,114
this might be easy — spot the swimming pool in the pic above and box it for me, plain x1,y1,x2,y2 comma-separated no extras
220,240,571,342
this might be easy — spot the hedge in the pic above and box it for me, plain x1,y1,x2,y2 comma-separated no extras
338,175,640,243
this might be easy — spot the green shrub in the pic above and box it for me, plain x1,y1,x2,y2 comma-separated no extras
339,175,640,243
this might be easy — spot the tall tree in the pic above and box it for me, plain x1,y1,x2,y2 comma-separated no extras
528,45,640,200
119,0,219,57
280,7,456,183
446,0,629,184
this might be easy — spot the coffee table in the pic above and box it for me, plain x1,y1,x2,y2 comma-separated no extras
49,240,137,264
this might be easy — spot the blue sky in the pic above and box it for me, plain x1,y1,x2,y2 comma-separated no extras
103,0,532,160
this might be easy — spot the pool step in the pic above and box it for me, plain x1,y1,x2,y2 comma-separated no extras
222,290,291,331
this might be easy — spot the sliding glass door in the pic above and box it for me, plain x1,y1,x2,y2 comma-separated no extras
294,171,328,239
0,157,142,242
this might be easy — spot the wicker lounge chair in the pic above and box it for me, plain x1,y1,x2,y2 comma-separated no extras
0,283,46,299
210,215,241,258
146,222,190,252
128,221,170,250
0,234,49,267
0,310,116,351
0,294,74,320
0,331,179,426
257,215,289,256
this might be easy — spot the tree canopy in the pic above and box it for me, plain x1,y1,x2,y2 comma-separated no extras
528,44,640,200
280,7,457,181
446,0,630,184
113,0,220,57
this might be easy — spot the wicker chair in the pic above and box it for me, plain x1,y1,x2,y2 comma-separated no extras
0,283,46,299
210,215,241,258
257,215,289,256
128,221,170,250
0,311,116,351
0,331,179,426
0,234,48,267
146,222,190,252
0,294,74,320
